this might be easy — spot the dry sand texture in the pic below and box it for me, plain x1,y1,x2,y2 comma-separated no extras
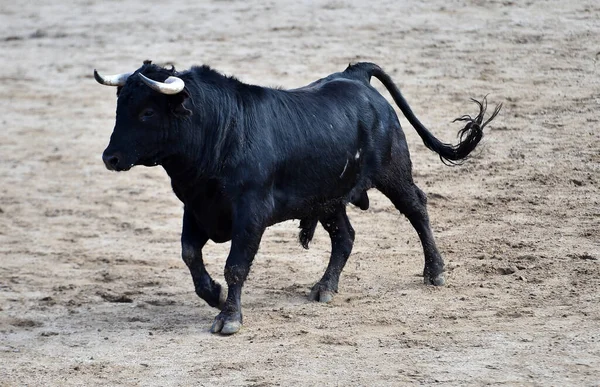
1,0,599,385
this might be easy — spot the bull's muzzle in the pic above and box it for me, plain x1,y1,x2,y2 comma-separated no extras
102,150,130,171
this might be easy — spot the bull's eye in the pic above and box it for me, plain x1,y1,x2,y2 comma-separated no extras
139,108,155,121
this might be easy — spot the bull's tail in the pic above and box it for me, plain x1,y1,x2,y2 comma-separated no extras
352,62,502,165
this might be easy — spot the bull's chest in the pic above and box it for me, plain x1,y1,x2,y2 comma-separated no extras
173,179,233,243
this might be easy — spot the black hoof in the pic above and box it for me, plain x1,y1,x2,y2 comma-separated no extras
309,282,335,303
210,311,242,335
424,272,445,286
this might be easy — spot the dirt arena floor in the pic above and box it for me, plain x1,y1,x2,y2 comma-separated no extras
1,0,599,385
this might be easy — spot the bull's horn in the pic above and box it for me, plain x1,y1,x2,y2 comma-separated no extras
94,69,133,86
138,73,185,95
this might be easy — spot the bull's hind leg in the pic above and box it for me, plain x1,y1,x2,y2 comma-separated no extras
309,206,355,302
375,162,446,286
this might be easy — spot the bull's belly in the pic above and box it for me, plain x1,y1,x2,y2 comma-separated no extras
271,180,365,223
184,161,366,241
272,157,367,219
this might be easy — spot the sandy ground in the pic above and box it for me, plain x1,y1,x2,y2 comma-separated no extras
1,0,599,385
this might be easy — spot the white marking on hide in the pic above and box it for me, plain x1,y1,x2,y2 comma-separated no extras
339,159,349,178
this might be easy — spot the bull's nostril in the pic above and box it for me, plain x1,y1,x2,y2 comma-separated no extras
102,153,120,170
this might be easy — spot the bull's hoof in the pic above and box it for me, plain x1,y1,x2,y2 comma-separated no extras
210,311,242,335
424,272,445,286
309,283,335,303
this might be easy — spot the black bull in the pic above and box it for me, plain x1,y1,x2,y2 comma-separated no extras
95,61,501,335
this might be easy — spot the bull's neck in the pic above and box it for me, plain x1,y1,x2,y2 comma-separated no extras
161,153,204,184
161,87,240,185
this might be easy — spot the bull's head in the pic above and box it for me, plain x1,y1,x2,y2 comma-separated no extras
95,61,190,171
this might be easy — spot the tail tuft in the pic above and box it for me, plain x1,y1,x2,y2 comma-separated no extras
442,96,503,165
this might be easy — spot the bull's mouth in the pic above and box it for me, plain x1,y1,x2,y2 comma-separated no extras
105,163,133,172
117,164,133,172
140,160,160,167
102,151,136,172
104,157,158,171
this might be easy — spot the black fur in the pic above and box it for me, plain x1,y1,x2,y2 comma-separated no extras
99,61,501,334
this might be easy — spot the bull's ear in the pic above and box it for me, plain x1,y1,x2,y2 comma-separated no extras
170,89,192,117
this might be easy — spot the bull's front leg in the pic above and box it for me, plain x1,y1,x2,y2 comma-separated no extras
181,209,226,309
210,192,270,335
